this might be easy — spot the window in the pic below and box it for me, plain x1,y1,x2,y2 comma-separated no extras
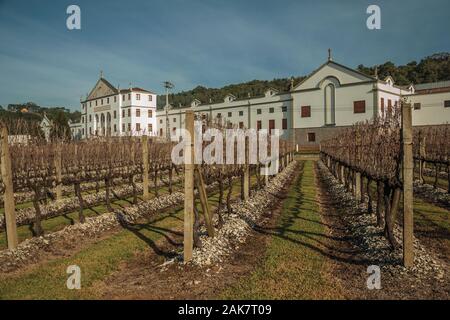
89,127,92,134
113,111,117,119
82,116,84,123
172,127,176,133
269,107,274,113
122,110,125,118
173,117,176,123
136,94,140,100
269,120,275,134
122,94,125,100
148,124,153,132
282,118,287,130
281,106,287,112
114,96,117,103
228,112,232,117
95,100,98,106
114,124,117,132
122,123,125,132
445,100,450,108
388,99,392,114
148,95,152,101
301,106,311,118
89,115,92,122
160,119,163,124
128,109,131,117
136,109,140,117
101,99,103,105
128,123,131,131
307,132,316,142
89,102,92,107
148,110,153,117
257,120,262,130
107,97,109,104
136,123,141,131
353,100,366,113
257,109,262,115
217,113,222,118
128,93,131,100
239,122,244,129
413,103,421,110
239,111,244,116
160,128,163,136
381,98,385,114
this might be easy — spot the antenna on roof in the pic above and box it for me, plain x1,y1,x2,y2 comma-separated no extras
100,70,103,78
163,81,175,140
328,48,332,62
290,77,295,90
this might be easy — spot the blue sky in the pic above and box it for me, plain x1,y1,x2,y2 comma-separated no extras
0,0,449,110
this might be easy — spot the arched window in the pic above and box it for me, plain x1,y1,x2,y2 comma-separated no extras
324,83,336,125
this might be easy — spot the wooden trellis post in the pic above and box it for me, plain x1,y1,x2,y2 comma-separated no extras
265,163,269,185
55,144,62,200
142,135,149,200
184,110,194,262
402,103,414,267
243,136,250,200
0,126,18,250
195,167,214,237
355,131,361,201
418,131,425,184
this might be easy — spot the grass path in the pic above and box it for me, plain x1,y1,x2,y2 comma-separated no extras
0,178,252,299
220,161,343,299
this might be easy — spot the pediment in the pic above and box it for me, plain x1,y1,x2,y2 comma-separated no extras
294,61,375,90
87,78,118,100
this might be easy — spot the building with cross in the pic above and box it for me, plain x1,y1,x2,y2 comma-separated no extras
74,73,157,139
156,52,450,145
73,52,450,145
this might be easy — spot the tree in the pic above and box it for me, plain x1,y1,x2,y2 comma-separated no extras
49,110,71,141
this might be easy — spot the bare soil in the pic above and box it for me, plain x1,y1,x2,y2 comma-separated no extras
95,187,290,299
88,161,449,299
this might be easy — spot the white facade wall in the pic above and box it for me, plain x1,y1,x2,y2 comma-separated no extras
80,83,157,139
78,62,450,144
156,91,292,139
408,91,450,126
292,83,376,129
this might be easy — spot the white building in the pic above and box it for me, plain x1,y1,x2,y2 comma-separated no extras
407,80,450,127
156,88,292,139
78,74,157,139
76,56,450,144
68,119,82,140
